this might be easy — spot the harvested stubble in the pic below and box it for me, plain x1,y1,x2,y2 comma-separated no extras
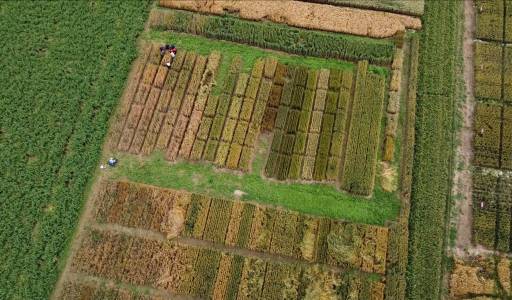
57,279,178,300
449,256,506,299
304,0,425,16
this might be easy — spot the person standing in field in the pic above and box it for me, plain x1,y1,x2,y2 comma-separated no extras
161,44,178,68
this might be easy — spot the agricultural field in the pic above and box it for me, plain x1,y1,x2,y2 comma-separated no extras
158,0,422,39
50,0,426,298
472,168,512,252
300,0,424,16
406,0,463,299
110,37,391,197
475,0,512,43
111,10,399,199
8,0,496,299
467,0,512,254
0,1,149,299
449,255,512,299
446,0,512,299
55,180,405,299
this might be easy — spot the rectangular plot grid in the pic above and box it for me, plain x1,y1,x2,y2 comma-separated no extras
472,168,512,252
60,180,392,300
112,45,221,159
112,46,282,172
472,4,512,252
265,61,385,196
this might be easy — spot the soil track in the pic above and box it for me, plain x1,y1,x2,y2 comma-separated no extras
453,0,476,256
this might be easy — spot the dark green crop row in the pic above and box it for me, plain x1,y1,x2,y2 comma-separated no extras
340,61,385,196
0,1,150,299
406,0,462,299
298,0,424,16
472,168,512,252
148,8,395,65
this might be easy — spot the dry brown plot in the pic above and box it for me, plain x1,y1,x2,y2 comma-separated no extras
159,0,421,38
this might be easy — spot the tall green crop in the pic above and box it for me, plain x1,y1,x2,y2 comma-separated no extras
0,1,149,299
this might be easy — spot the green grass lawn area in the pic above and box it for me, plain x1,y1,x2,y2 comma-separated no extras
110,135,400,226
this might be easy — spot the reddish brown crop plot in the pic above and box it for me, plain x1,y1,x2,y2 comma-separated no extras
58,180,403,299
111,45,221,159
113,47,280,172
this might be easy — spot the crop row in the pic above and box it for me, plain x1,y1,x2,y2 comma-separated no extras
475,0,512,43
113,46,275,171
92,181,390,275
113,47,222,160
70,228,387,299
57,279,166,300
158,0,422,39
0,2,150,299
406,0,463,299
147,8,395,65
472,168,512,252
474,41,512,103
261,63,288,131
383,47,405,162
473,103,502,168
264,60,385,195
191,57,275,171
339,61,386,195
473,103,512,170
265,65,349,182
384,34,420,300
298,0,425,16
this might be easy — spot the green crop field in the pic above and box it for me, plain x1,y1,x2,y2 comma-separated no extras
406,0,463,299
5,0,498,299
0,1,149,299
300,0,425,16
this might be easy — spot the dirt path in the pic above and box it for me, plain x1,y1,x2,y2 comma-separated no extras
453,0,476,256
